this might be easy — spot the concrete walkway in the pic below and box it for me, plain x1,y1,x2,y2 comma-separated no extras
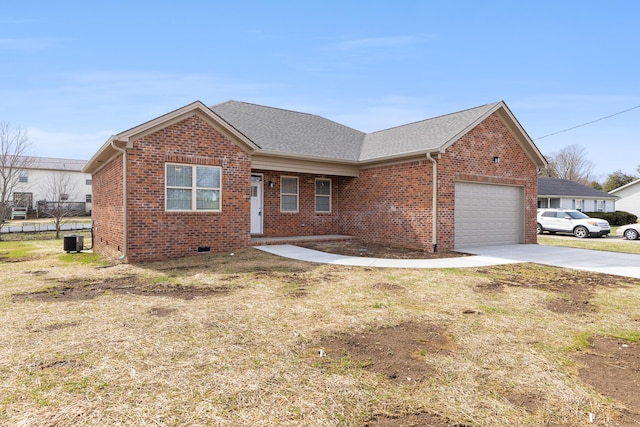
255,244,640,279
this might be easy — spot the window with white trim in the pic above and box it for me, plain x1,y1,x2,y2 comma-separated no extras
575,199,582,211
165,163,221,211
19,170,28,183
315,178,331,212
597,200,605,212
280,176,298,212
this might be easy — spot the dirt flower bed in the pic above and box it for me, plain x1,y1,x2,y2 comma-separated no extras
1,240,640,426
298,239,470,259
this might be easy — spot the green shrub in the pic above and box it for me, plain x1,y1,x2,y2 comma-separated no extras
584,211,638,226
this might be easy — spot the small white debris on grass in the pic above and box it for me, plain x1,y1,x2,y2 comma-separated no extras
318,349,327,357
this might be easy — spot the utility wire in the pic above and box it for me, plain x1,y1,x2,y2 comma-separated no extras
534,104,640,140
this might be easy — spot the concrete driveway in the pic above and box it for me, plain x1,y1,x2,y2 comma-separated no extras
256,244,640,279
465,244,640,279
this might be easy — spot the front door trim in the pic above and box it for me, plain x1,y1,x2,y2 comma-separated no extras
250,174,264,234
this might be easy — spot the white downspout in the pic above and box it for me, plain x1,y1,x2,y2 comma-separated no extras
426,152,438,253
110,140,128,261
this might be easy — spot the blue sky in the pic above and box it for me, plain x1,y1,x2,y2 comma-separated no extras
1,1,638,180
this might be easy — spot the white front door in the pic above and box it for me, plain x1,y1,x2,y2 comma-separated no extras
250,175,263,234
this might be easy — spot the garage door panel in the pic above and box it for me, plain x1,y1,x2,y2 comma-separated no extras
455,182,523,248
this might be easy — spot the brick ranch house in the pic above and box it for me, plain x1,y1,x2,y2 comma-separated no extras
82,100,547,262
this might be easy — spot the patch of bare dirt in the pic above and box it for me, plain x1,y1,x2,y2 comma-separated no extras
502,391,544,413
318,322,467,426
367,412,467,427
0,254,28,263
11,275,230,302
473,264,640,314
298,239,469,259
319,321,456,383
575,337,640,426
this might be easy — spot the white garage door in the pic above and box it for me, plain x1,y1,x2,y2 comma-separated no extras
454,182,524,249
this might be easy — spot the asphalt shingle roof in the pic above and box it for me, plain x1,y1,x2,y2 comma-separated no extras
538,177,618,199
360,103,500,160
210,101,365,161
211,100,502,162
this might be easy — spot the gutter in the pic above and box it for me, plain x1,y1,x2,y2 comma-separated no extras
110,139,128,261
426,152,439,252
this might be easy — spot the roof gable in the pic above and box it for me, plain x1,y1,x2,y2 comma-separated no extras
83,101,257,173
609,178,640,194
538,177,619,199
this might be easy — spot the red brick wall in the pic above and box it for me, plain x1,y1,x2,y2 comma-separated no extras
338,160,435,250
255,170,341,236
336,112,538,252
92,152,125,260
438,112,539,250
96,114,252,262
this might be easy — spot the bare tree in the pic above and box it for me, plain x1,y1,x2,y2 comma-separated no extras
0,122,32,239
545,144,594,185
39,172,83,238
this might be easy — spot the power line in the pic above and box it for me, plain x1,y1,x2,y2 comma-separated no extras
534,104,640,140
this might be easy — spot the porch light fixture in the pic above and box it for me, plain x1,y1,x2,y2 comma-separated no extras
268,181,274,188
493,156,500,164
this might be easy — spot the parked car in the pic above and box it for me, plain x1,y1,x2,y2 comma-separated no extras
536,209,610,238
617,223,640,240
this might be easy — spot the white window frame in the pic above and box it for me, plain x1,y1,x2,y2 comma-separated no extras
574,199,583,211
165,163,222,212
315,178,331,213
597,200,605,212
280,176,299,212
19,170,28,183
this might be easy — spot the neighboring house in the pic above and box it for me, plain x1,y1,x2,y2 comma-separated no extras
83,100,547,262
537,177,617,212
609,178,640,217
8,156,92,218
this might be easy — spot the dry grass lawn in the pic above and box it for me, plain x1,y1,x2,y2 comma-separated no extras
1,239,640,426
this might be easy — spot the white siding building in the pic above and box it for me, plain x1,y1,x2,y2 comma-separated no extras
10,157,92,217
610,179,640,218
538,177,618,213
